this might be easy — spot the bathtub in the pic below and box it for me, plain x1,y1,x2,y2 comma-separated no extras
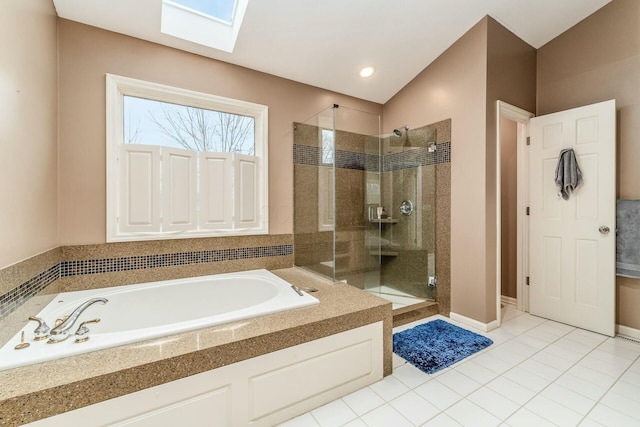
0,269,319,371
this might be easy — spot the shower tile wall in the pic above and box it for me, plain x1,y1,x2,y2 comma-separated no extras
435,120,451,316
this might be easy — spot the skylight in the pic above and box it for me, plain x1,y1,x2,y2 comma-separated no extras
171,0,236,24
161,0,249,53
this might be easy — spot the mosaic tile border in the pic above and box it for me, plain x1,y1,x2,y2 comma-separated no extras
0,244,293,319
0,264,60,317
383,142,451,172
293,142,451,171
293,144,379,170
60,245,292,276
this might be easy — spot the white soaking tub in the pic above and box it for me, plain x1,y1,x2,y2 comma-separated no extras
0,269,319,371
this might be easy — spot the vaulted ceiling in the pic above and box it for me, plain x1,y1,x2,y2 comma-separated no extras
53,0,611,103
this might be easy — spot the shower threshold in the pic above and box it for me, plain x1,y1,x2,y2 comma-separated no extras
365,286,430,310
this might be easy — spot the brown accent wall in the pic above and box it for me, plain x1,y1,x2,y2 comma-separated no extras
0,1,58,269
383,17,536,324
57,19,381,245
486,17,537,317
537,0,640,329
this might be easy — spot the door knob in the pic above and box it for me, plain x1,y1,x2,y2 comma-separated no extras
599,226,610,234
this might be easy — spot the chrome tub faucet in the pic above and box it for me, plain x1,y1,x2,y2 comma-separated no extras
47,298,108,343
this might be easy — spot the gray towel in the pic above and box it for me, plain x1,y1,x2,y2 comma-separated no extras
555,148,582,200
617,200,640,278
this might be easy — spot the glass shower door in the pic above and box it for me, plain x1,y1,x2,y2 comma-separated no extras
368,125,437,304
293,106,336,280
333,106,381,291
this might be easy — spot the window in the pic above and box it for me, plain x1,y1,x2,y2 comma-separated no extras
321,128,334,165
106,74,268,242
318,128,334,232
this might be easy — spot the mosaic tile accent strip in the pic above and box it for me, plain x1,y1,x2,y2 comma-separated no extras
59,245,293,277
293,142,450,171
293,144,378,170
383,142,451,172
293,144,322,167
436,142,452,164
334,149,366,170
0,264,59,317
0,244,293,319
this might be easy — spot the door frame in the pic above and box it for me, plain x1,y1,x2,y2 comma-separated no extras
496,101,535,326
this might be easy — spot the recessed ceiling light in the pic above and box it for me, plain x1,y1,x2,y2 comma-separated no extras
359,67,375,78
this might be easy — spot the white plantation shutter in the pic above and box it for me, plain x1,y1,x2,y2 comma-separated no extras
162,148,197,231
116,147,264,236
234,154,260,229
118,144,161,233
199,152,233,230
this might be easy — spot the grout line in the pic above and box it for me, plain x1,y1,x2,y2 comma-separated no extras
581,349,640,424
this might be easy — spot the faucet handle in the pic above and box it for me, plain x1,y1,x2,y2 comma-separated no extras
74,318,100,343
55,315,69,327
28,316,50,341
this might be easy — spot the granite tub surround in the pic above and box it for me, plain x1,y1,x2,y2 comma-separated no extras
60,234,292,261
0,268,392,426
0,234,294,319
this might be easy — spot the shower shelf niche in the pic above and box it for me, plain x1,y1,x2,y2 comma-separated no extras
369,250,398,257
369,218,398,224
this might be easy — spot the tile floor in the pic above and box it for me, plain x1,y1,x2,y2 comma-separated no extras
280,306,640,426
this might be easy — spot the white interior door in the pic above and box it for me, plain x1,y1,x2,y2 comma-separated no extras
529,99,616,336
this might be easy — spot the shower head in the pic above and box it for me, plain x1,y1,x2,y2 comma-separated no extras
392,125,410,137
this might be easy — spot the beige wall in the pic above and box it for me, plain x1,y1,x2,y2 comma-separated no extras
500,118,518,299
0,1,59,269
537,0,640,328
383,18,489,322
57,20,381,245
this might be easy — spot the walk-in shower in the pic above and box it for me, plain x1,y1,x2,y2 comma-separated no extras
293,105,446,310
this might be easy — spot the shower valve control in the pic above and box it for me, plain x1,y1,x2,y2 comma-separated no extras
400,200,414,216
428,276,437,287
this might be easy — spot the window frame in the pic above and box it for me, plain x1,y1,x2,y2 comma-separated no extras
106,74,269,242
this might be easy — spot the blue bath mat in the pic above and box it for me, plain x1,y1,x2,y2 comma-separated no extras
393,319,493,374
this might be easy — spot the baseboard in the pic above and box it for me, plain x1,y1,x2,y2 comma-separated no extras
501,296,517,307
616,324,640,341
450,312,499,332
